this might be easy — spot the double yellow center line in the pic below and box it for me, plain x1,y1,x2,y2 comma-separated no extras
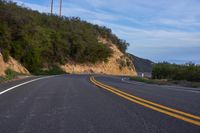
90,76,200,126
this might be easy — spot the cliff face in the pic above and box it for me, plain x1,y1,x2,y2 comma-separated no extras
0,53,29,76
61,38,137,76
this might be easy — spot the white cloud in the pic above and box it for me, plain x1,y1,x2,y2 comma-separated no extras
92,20,200,46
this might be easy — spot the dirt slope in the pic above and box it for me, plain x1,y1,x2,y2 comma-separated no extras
0,53,29,76
61,38,137,76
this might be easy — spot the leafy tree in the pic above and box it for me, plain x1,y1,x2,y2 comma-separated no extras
152,62,200,82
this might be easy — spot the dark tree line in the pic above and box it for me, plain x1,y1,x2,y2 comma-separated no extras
152,62,200,82
0,0,129,73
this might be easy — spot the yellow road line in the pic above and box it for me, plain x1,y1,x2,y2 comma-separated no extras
92,77,200,121
90,76,200,126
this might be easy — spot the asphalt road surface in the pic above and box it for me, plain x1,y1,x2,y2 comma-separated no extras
0,74,199,133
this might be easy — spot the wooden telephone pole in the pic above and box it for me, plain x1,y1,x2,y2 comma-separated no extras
50,0,62,16
50,0,53,15
60,0,62,16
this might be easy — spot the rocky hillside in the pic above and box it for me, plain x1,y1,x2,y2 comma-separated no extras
0,40,136,76
0,1,137,76
0,53,29,76
61,38,137,76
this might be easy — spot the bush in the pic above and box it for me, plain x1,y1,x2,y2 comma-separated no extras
2,49,9,62
46,65,66,75
152,62,200,82
5,68,19,80
34,65,66,75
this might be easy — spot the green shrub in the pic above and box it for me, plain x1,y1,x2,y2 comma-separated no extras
5,68,19,80
152,62,200,82
34,65,66,75
46,65,66,75
2,49,9,62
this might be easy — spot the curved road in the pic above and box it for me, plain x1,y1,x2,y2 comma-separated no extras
0,74,199,133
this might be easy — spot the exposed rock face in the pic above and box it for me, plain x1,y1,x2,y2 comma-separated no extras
61,38,137,76
0,53,29,76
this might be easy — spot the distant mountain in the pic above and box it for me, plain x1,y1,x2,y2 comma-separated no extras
128,54,154,72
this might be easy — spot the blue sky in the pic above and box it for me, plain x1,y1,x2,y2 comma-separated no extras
12,0,200,64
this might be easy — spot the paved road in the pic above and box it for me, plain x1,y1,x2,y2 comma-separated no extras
0,75,199,133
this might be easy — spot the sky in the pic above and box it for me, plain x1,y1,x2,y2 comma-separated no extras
12,0,200,64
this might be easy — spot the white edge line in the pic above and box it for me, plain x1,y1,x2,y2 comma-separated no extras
122,77,143,85
121,78,200,94
0,76,56,95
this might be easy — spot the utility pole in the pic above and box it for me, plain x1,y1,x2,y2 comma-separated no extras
60,0,62,17
50,0,53,15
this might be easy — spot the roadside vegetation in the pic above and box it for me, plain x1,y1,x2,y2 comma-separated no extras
0,68,22,83
152,62,200,82
129,76,154,84
0,0,129,74
34,65,67,75
130,76,200,88
130,62,200,88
